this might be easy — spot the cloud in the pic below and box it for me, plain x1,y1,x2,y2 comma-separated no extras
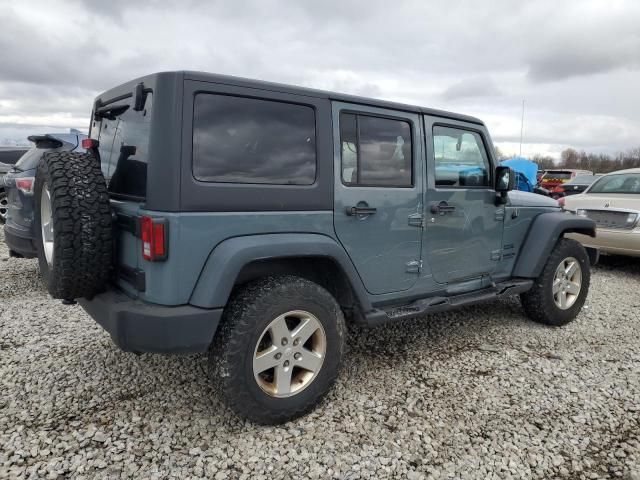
441,77,502,101
523,2,640,82
526,32,640,83
0,0,639,157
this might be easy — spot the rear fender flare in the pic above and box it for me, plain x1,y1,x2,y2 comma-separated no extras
189,233,372,311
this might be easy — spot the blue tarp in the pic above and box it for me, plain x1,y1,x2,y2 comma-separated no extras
501,157,538,192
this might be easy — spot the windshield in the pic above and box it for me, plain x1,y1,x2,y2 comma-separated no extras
588,173,640,194
567,175,596,184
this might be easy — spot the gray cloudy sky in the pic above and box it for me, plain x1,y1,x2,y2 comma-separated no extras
1,0,639,157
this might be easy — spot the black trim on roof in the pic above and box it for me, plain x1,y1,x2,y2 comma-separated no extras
93,71,485,126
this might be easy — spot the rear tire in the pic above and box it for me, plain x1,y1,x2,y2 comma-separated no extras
209,275,346,424
520,238,590,326
34,151,113,299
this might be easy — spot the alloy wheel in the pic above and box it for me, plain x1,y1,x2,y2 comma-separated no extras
253,310,327,398
0,192,8,222
552,256,582,310
40,185,54,266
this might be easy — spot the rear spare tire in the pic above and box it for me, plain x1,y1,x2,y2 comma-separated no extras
34,151,113,299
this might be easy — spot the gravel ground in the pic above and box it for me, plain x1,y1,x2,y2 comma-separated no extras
1,229,639,480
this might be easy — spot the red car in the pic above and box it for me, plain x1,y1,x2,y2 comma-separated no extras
540,169,593,193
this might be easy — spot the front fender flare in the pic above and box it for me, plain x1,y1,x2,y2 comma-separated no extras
512,211,596,278
189,233,372,311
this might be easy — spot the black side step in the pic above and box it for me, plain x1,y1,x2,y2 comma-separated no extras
366,279,533,327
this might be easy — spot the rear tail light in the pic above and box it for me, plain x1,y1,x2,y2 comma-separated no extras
82,138,99,150
140,216,168,261
15,177,35,195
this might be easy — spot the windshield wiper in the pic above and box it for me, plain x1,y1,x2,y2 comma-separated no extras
94,104,130,121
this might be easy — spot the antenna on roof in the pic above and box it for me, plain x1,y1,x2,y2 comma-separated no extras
519,99,525,157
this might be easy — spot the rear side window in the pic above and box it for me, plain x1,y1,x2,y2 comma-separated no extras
95,93,153,199
192,94,316,185
340,113,412,187
433,125,490,187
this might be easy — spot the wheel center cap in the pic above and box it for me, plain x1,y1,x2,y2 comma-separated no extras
284,347,293,357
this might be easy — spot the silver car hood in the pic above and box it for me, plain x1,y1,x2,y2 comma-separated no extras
564,192,640,212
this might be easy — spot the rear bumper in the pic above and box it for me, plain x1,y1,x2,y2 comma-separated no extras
78,289,223,354
3,223,36,258
568,229,640,257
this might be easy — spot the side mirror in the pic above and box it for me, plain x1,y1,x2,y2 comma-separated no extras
495,166,515,193
495,166,514,204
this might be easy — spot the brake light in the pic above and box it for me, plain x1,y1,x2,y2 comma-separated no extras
82,138,99,149
140,216,167,261
15,177,35,195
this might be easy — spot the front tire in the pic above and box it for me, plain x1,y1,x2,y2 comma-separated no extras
520,238,590,326
209,276,346,424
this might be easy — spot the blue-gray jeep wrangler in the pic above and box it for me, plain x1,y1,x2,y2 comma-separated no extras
32,71,596,424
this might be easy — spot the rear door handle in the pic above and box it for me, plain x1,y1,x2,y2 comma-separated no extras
430,201,456,214
346,206,377,216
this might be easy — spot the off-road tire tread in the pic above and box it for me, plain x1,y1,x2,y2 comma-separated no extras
36,151,112,299
209,275,345,424
520,238,590,326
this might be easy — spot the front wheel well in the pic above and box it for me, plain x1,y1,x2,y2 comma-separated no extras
562,227,596,238
233,256,363,322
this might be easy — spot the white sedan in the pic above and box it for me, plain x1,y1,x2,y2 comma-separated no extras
563,168,640,257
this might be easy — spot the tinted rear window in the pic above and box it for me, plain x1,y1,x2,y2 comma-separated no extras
543,171,572,180
192,94,316,185
94,94,153,199
0,149,29,165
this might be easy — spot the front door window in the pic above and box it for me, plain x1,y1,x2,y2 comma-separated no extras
433,126,491,188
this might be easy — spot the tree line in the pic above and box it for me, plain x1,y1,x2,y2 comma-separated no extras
495,146,640,174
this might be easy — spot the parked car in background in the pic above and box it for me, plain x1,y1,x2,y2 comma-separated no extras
537,169,549,183
565,168,640,257
540,169,593,191
0,148,29,223
552,174,602,201
3,131,86,256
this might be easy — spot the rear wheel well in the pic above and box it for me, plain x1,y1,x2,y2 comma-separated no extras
233,256,363,322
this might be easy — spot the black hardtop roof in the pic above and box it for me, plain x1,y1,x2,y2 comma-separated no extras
96,71,485,126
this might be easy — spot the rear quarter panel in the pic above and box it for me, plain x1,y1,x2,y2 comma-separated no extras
129,210,336,306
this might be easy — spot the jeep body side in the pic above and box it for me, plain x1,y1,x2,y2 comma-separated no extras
34,71,595,423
